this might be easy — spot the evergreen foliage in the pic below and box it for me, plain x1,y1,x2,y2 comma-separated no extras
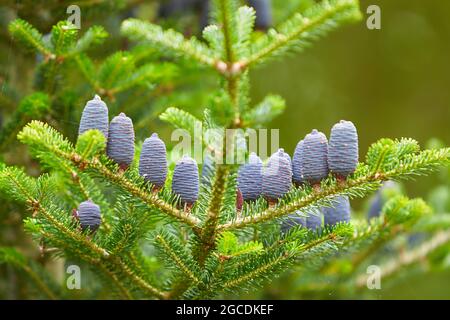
0,0,449,300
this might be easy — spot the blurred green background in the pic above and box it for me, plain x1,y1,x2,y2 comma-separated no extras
0,0,449,299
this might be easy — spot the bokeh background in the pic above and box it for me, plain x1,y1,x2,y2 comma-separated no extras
0,0,449,299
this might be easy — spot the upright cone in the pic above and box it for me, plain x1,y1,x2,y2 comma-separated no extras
78,94,109,139
328,120,359,177
139,133,167,188
172,155,199,205
323,195,351,226
301,129,329,184
107,112,135,167
262,149,292,201
77,200,101,232
237,152,263,201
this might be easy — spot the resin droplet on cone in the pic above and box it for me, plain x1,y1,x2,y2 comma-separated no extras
301,129,329,184
328,120,359,177
139,133,167,188
107,112,135,167
78,94,109,139
77,200,101,232
172,155,199,205
237,152,263,201
323,195,351,226
262,149,292,201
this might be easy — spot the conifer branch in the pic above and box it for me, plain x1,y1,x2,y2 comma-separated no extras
0,247,59,300
17,121,201,230
121,19,221,70
355,230,450,288
155,234,201,284
240,0,362,69
196,165,230,265
219,148,450,231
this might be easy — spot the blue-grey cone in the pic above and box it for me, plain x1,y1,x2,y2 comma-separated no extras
328,120,359,177
281,209,323,233
237,152,263,201
201,154,215,185
139,133,167,188
292,140,304,185
367,191,383,219
199,0,210,30
78,94,109,139
248,0,272,30
281,213,306,234
367,181,399,219
262,149,292,200
301,129,329,183
306,210,323,231
77,200,101,232
323,195,351,226
107,112,135,167
172,155,199,205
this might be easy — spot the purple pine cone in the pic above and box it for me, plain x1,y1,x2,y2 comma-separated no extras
306,211,323,231
201,154,215,185
262,149,292,200
323,195,351,226
292,140,304,185
248,0,272,30
107,113,135,167
77,200,101,232
367,192,383,219
301,129,329,184
328,120,359,177
139,133,167,188
281,210,323,233
78,95,109,139
172,155,199,205
237,152,263,201
199,0,210,30
281,213,306,233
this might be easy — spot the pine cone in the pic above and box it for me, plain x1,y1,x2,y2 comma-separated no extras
328,120,359,177
248,0,272,30
201,154,216,186
323,195,351,226
306,210,323,231
237,152,263,201
77,200,101,232
78,94,109,139
139,133,167,188
172,155,199,205
301,129,329,184
107,112,135,167
262,149,292,200
292,139,304,185
281,209,323,232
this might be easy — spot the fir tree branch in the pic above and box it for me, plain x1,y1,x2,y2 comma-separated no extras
17,121,201,230
219,148,450,231
8,19,52,57
155,234,200,284
121,19,221,71
0,247,59,300
240,0,361,70
196,165,230,265
355,230,450,288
